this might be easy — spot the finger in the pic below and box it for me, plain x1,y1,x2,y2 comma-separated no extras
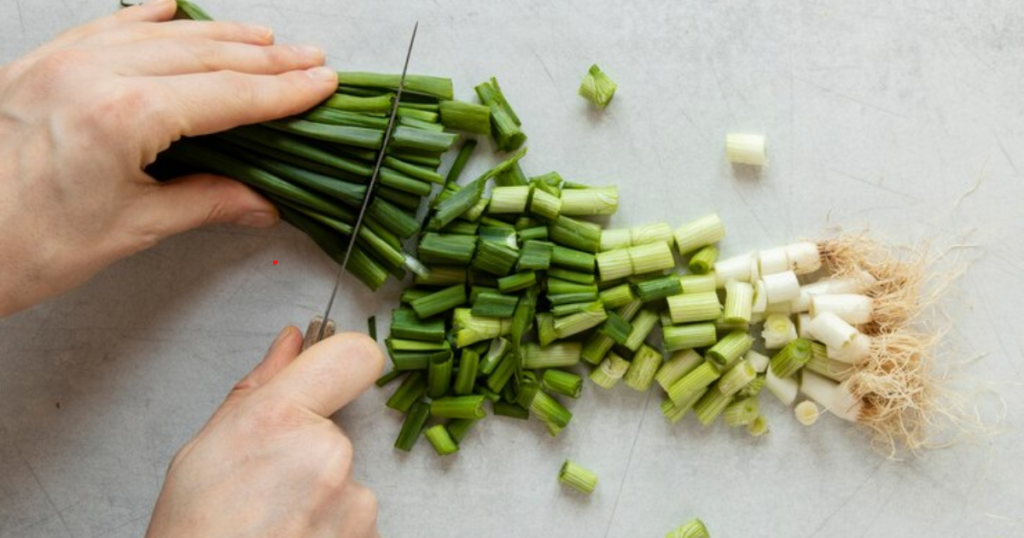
111,38,323,77
155,67,337,137
81,20,275,48
260,333,385,418
234,326,304,393
122,173,278,252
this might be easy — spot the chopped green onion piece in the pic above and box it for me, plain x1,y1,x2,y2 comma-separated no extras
375,368,404,388
598,283,637,309
718,360,756,396
560,186,618,216
706,330,754,370
394,401,431,451
635,275,683,303
495,162,529,187
693,382,734,426
663,323,718,352
415,266,467,286
551,301,596,317
578,63,617,109
391,308,446,342
536,312,558,346
445,139,477,185
489,186,532,213
726,133,767,166
747,414,769,436
688,245,719,274
476,78,527,151
655,349,704,391
674,213,726,256
338,71,454,100
599,312,633,345
553,301,608,339
493,400,530,419
666,518,710,538
724,397,761,427
518,240,554,271
549,292,599,305
424,424,459,456
769,338,813,378
498,270,537,293
599,223,673,251
529,188,562,220
427,351,453,398
660,387,707,424
804,342,853,382
542,369,583,399
472,239,519,276
623,344,662,391
550,215,602,253
386,372,427,413
522,342,583,369
737,375,766,397
667,362,722,405
589,351,630,389
486,351,516,393
411,284,466,319
678,273,718,294
547,278,598,296
382,156,444,185
479,337,511,375
623,309,659,352
581,332,615,365
388,339,449,352
559,460,598,494
521,385,572,436
723,280,754,324
430,395,487,419
551,245,596,273
368,197,420,239
453,308,513,347
548,268,596,285
472,291,519,318
519,226,550,242
419,233,478,265
667,292,722,324
439,100,491,134
453,348,481,395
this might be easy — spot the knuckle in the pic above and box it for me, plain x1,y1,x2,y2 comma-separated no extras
240,398,299,438
25,49,90,97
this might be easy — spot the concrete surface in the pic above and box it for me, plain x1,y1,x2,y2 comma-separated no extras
2,1,1023,537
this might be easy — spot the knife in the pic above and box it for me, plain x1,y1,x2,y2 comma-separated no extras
303,22,420,350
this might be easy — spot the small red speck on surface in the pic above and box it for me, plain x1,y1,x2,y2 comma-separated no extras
273,260,278,265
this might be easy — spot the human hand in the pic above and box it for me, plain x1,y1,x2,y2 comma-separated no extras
0,0,337,316
146,326,384,538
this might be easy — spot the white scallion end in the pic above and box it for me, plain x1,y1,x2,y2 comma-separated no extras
745,350,770,373
789,290,812,314
752,279,768,314
758,246,789,275
795,313,813,339
795,400,820,426
800,370,863,422
827,333,871,364
762,270,801,304
806,311,859,350
785,242,822,275
765,367,798,406
726,133,767,166
761,313,797,349
810,294,873,325
714,253,754,288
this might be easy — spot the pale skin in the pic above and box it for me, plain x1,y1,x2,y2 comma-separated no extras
0,0,384,536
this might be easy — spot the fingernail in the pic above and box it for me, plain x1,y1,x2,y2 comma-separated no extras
271,326,292,347
252,25,274,40
306,66,338,83
236,210,278,228
292,44,324,61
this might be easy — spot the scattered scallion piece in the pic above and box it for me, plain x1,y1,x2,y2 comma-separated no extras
666,518,710,538
558,459,598,494
726,133,767,166
542,369,584,399
424,424,459,456
394,402,431,451
578,64,617,109
623,344,662,391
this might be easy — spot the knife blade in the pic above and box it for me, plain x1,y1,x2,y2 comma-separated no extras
306,22,420,348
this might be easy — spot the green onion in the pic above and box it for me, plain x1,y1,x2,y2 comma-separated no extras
678,273,718,294
424,424,459,456
439,100,491,134
368,198,420,239
266,118,384,149
489,186,532,213
660,388,706,424
338,71,454,100
667,292,722,324
472,291,519,318
415,266,467,286
518,240,554,271
598,283,637,309
723,280,754,324
738,375,766,397
667,362,721,405
655,349,704,391
374,368,404,388
411,284,466,319
551,301,595,317
521,385,572,436
498,271,537,293
383,156,444,185
304,106,388,129
693,382,734,426
537,312,558,346
804,342,853,382
453,348,480,395
673,213,726,256
522,342,582,369
493,401,530,419
386,372,427,413
560,186,618,216
430,395,487,419
559,460,598,494
529,188,562,220
479,337,510,375
666,518,710,538
324,92,393,113
553,301,607,339
542,369,583,399
599,223,673,251
519,226,549,242
589,351,630,389
444,221,480,235
394,401,431,451
453,308,512,347
548,268,596,285
446,139,477,185
623,309,659,351
724,397,760,426
599,312,633,345
486,352,516,393
550,216,602,253
718,360,756,396
688,245,719,274
578,64,617,109
706,330,754,370
446,418,478,443
663,323,717,352
580,332,615,365
427,352,453,398
472,240,519,276
597,242,675,281
769,338,813,378
419,233,478,265
551,245,596,273
391,308,445,342
726,133,767,166
635,275,683,303
476,77,527,151
623,344,662,391
495,162,529,187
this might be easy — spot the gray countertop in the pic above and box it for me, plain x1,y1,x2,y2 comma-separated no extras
2,1,1023,537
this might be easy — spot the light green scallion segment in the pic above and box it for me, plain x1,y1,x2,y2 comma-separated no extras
598,311,633,345
418,233,477,265
452,308,513,348
660,387,707,424
724,397,761,426
553,301,607,339
547,268,596,285
673,213,726,256
430,395,487,419
706,330,754,370
424,425,459,456
519,226,549,242
578,63,617,109
550,215,602,253
599,222,673,251
548,278,597,296
663,323,718,352
385,372,426,413
623,344,663,391
551,245,596,273
410,284,466,319
472,240,519,277
560,186,619,216
536,312,558,347
769,338,814,378
589,351,630,389
747,414,769,436
655,349,704,392
453,348,480,395
446,418,478,444
581,332,614,365
338,71,454,100
471,291,518,318
666,518,710,538
529,188,562,220
551,301,595,317
667,292,722,324
687,245,719,274
479,337,510,375
667,362,722,405
559,460,598,494
634,275,683,303
438,100,491,134
522,342,582,369
598,283,636,309
723,280,754,324
498,271,537,293
486,352,516,393
518,240,554,271
623,309,659,351
524,387,572,436
489,186,532,213
415,266,466,286
805,341,853,382
616,298,644,322
693,383,734,426
678,273,718,294
718,360,756,396
541,369,583,399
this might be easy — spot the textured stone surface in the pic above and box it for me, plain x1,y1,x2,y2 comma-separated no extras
2,1,1022,537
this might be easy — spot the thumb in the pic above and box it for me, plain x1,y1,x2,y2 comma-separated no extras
130,172,279,244
260,332,385,418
